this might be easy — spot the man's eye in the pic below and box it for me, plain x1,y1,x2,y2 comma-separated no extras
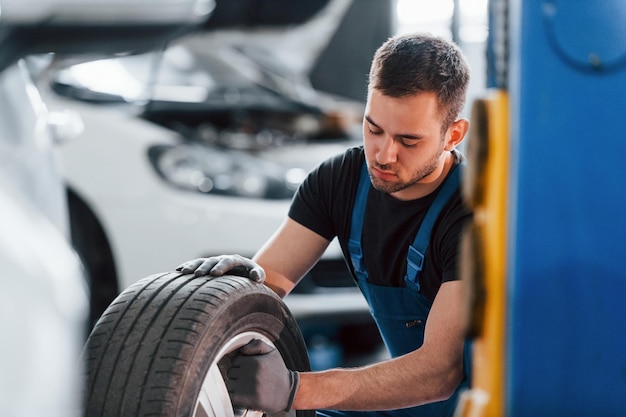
368,127,382,135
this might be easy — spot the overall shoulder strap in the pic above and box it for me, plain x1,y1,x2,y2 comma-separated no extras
348,161,370,281
348,161,464,288
405,163,463,290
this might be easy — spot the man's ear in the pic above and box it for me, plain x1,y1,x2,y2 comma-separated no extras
445,118,469,151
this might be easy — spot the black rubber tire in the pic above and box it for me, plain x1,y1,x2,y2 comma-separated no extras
83,272,315,417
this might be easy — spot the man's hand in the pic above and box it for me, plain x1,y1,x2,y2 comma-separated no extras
226,339,300,414
175,255,265,283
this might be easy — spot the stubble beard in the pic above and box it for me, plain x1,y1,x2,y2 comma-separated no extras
369,149,445,195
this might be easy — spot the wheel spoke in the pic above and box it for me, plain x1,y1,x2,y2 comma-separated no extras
195,362,234,417
193,331,274,417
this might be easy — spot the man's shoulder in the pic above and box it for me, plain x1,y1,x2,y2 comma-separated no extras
327,145,363,165
317,145,364,177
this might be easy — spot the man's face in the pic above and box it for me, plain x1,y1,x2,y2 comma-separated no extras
363,89,450,200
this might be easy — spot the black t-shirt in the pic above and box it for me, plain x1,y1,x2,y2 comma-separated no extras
288,146,471,303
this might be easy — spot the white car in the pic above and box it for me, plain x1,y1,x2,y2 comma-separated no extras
0,0,214,415
41,1,387,367
0,59,88,417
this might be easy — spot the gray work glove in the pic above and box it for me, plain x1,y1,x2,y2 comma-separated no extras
226,339,300,414
175,255,265,283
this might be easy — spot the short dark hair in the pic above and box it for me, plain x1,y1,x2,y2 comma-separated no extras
368,32,470,131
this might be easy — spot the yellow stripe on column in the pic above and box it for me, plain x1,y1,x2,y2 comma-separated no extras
456,90,509,417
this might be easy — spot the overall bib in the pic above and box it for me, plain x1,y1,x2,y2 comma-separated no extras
317,162,471,417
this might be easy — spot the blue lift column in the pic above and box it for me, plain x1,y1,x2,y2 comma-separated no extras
507,0,626,415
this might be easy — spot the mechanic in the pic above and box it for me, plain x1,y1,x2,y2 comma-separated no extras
177,32,472,417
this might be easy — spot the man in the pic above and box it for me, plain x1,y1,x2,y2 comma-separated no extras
177,32,472,417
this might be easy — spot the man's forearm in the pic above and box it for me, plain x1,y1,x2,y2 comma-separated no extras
291,352,463,411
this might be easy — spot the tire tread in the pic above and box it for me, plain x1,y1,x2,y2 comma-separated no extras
83,272,313,417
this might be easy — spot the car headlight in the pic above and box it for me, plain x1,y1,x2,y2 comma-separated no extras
148,143,306,199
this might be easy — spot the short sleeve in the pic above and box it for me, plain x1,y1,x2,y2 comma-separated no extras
288,147,363,242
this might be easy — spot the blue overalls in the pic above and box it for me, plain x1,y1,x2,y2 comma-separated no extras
317,162,471,417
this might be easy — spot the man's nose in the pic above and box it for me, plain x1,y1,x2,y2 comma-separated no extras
376,135,398,165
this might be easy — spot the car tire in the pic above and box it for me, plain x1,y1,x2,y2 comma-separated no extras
83,271,315,417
